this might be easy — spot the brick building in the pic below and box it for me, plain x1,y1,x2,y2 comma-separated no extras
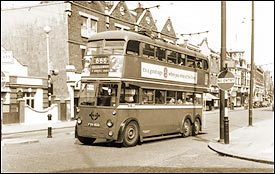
1,1,178,119
199,38,220,110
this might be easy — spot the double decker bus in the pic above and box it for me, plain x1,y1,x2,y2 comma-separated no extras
75,30,210,147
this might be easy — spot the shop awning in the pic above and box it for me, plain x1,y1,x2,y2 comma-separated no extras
203,93,219,101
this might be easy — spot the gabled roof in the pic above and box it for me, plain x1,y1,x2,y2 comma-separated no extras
136,9,158,32
160,17,176,37
198,37,219,54
107,1,120,15
136,9,147,25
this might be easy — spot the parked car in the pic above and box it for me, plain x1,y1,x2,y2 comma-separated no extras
253,101,261,108
261,101,270,107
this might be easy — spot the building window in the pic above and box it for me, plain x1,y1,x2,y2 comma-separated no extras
90,19,97,33
114,23,130,31
79,11,98,38
24,92,35,108
80,45,86,68
81,16,88,37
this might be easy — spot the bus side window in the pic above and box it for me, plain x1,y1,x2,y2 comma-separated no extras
178,53,186,66
126,40,140,56
156,47,166,61
142,89,154,104
155,90,165,104
194,93,202,104
196,59,203,69
177,91,184,104
185,92,194,104
167,50,177,64
120,86,139,103
143,43,155,59
166,91,176,104
186,56,195,68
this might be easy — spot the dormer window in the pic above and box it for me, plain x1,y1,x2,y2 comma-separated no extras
120,6,125,16
145,16,150,24
167,24,171,31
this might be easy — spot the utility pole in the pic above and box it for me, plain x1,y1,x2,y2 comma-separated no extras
219,1,226,142
249,1,254,126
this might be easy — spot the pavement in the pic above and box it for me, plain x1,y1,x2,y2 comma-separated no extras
1,120,76,145
208,117,274,164
1,107,274,164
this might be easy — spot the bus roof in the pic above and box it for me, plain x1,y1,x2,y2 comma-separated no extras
88,30,208,59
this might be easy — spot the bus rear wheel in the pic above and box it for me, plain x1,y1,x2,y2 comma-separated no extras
122,121,139,147
192,118,201,136
182,119,191,137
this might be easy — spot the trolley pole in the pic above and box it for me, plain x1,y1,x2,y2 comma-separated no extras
219,1,226,143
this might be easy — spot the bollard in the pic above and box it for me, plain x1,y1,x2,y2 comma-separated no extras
47,114,52,138
224,117,229,144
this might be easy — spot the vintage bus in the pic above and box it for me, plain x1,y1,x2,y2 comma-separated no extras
75,30,210,147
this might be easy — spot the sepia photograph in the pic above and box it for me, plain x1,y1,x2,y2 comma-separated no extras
1,1,274,173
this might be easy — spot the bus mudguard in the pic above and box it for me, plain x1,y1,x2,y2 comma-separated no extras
116,118,141,143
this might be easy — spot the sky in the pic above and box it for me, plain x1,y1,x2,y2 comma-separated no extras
1,1,274,73
127,1,274,73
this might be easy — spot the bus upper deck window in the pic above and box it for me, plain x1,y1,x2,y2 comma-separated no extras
126,40,140,55
143,44,155,59
196,60,203,69
167,50,177,64
178,54,186,66
187,56,195,68
156,47,166,61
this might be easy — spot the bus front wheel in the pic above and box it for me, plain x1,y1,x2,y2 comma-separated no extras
122,121,139,147
182,119,191,137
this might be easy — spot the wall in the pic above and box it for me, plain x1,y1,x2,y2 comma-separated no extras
1,50,28,76
24,104,58,124
68,1,106,73
1,2,70,101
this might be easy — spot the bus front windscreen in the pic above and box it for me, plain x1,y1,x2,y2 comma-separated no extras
96,83,118,107
79,83,96,106
79,83,119,107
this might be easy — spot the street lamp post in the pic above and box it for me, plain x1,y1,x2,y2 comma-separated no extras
249,1,254,126
44,26,52,107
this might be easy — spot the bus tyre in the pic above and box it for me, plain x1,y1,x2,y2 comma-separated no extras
192,118,201,136
77,136,96,145
182,119,191,137
122,121,139,147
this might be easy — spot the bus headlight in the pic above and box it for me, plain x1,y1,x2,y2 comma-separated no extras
77,118,82,125
108,131,113,137
106,119,113,127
